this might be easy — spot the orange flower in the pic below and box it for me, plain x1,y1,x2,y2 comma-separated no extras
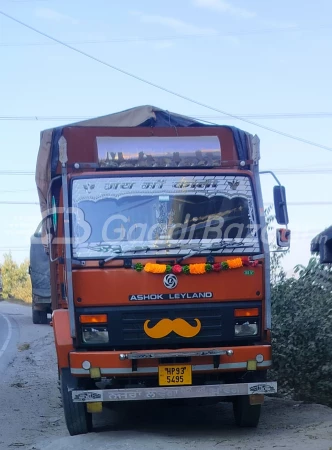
189,263,206,274
144,263,166,274
226,258,243,269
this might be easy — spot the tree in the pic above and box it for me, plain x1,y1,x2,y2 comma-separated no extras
265,208,332,406
270,254,332,406
0,253,32,303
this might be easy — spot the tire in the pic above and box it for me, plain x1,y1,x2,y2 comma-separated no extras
39,311,48,324
233,395,261,428
32,307,41,324
60,368,93,436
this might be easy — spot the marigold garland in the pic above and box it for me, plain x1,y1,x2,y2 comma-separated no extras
133,257,257,275
227,257,243,269
189,263,206,275
144,263,166,274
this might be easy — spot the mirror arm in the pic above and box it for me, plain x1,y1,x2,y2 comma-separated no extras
259,170,282,186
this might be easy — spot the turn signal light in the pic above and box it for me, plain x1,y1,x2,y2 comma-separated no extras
79,314,107,324
234,308,259,318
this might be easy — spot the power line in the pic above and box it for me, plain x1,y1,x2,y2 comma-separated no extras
204,112,332,119
198,112,332,120
0,189,36,193
0,115,89,121
0,201,39,205
1,167,332,177
272,170,332,175
0,248,29,251
1,24,332,47
0,171,35,175
264,201,332,206
2,112,332,121
1,10,332,153
7,0,49,2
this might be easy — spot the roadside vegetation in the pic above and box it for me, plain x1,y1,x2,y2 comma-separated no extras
0,253,32,303
267,206,332,407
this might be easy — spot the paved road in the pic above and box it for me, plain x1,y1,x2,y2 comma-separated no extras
0,301,20,375
0,313,11,357
0,300,332,450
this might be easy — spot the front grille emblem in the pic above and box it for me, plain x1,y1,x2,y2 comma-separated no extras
163,274,178,289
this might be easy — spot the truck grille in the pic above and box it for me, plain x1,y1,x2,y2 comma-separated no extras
121,306,222,343
76,302,261,349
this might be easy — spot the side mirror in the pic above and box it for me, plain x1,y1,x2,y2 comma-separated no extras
273,185,289,225
276,228,291,248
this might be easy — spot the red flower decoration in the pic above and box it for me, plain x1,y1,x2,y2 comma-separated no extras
212,263,221,272
172,264,182,274
242,256,259,267
242,257,251,266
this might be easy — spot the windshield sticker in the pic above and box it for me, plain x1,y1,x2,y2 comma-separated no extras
72,176,252,203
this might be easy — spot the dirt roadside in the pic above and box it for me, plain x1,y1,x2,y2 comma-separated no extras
0,300,332,450
0,301,65,449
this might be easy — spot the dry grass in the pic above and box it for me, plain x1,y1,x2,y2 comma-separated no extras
18,343,30,352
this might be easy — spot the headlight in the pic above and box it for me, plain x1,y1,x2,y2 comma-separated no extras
82,326,109,344
235,321,258,337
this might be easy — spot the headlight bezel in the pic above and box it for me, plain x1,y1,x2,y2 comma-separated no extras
234,319,259,337
82,325,109,344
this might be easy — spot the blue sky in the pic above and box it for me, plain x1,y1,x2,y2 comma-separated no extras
1,0,332,273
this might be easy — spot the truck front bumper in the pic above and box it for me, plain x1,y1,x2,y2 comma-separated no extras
72,381,277,403
69,344,272,376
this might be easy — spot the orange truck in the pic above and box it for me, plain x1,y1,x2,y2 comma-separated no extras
35,105,290,435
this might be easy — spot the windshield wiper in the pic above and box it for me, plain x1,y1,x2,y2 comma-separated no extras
176,241,253,263
99,243,198,266
98,240,252,266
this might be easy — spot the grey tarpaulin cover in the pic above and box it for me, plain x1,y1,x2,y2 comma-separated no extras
35,105,255,217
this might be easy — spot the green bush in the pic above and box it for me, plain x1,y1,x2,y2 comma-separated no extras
0,253,32,303
270,256,332,406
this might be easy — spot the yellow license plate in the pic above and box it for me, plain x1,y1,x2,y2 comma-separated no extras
158,364,192,386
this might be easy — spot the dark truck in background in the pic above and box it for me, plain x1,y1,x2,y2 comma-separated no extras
29,223,52,324
311,226,332,263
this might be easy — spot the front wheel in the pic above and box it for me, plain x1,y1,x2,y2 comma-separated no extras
60,368,93,436
233,396,261,427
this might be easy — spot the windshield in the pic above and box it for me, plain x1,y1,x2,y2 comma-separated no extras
71,175,260,259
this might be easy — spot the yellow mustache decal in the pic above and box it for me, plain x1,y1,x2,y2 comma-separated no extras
144,318,201,339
